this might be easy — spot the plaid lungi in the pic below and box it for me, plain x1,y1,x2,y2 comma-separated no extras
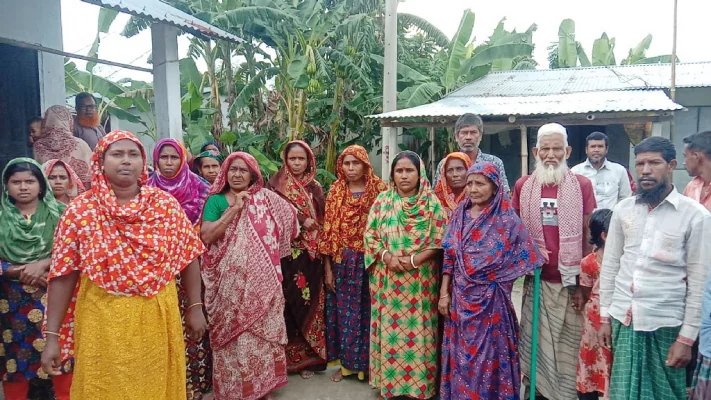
690,353,711,400
610,319,686,400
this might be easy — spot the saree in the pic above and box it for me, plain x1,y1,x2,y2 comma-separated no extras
147,138,212,398
434,152,471,217
42,159,87,202
33,105,92,187
48,130,206,400
364,151,447,399
201,152,298,400
440,162,543,400
0,158,66,383
319,145,386,374
267,140,328,372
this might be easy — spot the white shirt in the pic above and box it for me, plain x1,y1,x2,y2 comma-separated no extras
571,158,632,210
599,187,711,340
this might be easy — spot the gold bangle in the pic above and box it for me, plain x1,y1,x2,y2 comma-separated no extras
439,294,449,299
44,331,60,337
187,302,204,311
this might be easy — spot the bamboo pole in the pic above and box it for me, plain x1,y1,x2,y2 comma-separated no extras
670,0,678,143
529,268,542,400
520,124,528,178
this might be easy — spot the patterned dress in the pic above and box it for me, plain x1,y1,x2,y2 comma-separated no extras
364,151,447,399
576,252,612,399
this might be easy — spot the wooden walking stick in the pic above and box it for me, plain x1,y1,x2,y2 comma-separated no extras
529,268,541,400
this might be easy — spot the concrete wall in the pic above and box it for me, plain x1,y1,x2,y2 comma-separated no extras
0,0,66,110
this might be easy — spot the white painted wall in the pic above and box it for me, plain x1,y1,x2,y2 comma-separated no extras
0,0,66,111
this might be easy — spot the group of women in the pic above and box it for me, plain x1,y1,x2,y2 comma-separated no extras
0,120,546,399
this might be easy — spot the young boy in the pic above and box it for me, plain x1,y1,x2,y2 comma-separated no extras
28,116,43,145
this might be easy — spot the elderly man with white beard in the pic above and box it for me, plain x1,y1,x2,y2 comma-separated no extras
512,122,597,400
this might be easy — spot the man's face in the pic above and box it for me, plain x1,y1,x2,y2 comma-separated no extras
683,144,701,177
78,96,97,117
635,152,676,192
532,133,571,168
586,139,608,165
456,125,482,153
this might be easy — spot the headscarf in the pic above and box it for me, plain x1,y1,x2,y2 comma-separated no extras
34,106,76,161
200,140,220,153
267,140,325,258
318,145,387,263
48,130,206,361
434,152,472,216
0,158,65,264
42,159,87,201
147,138,210,224
442,162,543,283
364,151,447,268
34,106,92,185
201,152,298,349
192,150,224,179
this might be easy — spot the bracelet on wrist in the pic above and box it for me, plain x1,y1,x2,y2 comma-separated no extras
187,302,204,311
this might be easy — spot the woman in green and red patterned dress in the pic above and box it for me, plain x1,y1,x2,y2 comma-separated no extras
364,151,446,399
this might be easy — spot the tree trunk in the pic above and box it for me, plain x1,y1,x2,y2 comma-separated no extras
205,41,223,140
221,42,237,132
325,77,344,173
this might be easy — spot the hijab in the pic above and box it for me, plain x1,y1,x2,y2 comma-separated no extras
434,152,472,216
42,159,87,201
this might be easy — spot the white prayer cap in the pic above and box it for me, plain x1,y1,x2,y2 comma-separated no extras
537,123,568,146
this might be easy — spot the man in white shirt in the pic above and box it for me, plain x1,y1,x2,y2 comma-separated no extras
598,136,711,400
571,131,633,210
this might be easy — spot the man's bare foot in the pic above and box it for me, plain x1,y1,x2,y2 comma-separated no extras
300,370,315,379
330,368,343,382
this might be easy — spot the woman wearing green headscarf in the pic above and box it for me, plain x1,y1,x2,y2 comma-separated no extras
364,151,447,400
0,158,71,400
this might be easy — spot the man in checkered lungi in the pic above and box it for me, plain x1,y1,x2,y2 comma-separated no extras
598,137,711,400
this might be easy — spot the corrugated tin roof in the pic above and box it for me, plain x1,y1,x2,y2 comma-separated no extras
370,90,683,119
449,62,711,98
82,0,244,43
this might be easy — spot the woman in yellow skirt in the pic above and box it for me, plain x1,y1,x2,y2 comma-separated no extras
41,130,208,399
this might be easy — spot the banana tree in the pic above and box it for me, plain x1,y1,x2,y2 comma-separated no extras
621,34,673,65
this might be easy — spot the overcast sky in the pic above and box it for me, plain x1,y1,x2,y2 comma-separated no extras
61,0,711,82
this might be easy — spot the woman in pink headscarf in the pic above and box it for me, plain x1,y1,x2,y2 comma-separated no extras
200,152,299,400
33,105,92,188
147,138,212,399
42,160,87,205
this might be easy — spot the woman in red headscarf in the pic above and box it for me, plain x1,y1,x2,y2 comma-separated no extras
200,152,299,400
267,141,328,378
434,152,472,219
318,145,386,382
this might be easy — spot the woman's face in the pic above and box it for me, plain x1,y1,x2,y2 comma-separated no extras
466,173,496,206
227,158,252,192
6,171,40,205
341,154,365,183
286,145,308,177
200,157,221,184
445,158,467,191
103,139,144,188
157,145,181,178
393,157,419,195
204,144,219,153
48,164,70,198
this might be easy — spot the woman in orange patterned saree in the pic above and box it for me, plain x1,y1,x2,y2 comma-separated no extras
41,130,208,400
267,141,328,378
200,152,299,400
434,152,471,218
319,145,386,382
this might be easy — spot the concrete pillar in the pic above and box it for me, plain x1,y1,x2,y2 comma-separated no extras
381,0,398,180
650,122,664,137
151,23,182,141
520,124,528,177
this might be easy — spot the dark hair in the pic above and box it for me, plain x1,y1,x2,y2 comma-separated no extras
284,142,312,174
390,151,421,184
683,131,711,159
589,208,613,248
27,117,43,127
455,113,484,136
75,92,96,110
586,131,609,148
3,162,48,201
634,136,676,163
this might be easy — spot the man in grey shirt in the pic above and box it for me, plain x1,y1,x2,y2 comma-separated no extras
73,92,106,150
571,131,632,210
433,113,509,192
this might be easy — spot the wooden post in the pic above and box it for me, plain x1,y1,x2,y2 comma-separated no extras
520,124,528,177
429,126,436,181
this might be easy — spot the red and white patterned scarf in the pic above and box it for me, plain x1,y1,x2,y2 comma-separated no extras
520,169,583,284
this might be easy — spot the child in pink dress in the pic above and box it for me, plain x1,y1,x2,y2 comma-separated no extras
576,209,613,400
